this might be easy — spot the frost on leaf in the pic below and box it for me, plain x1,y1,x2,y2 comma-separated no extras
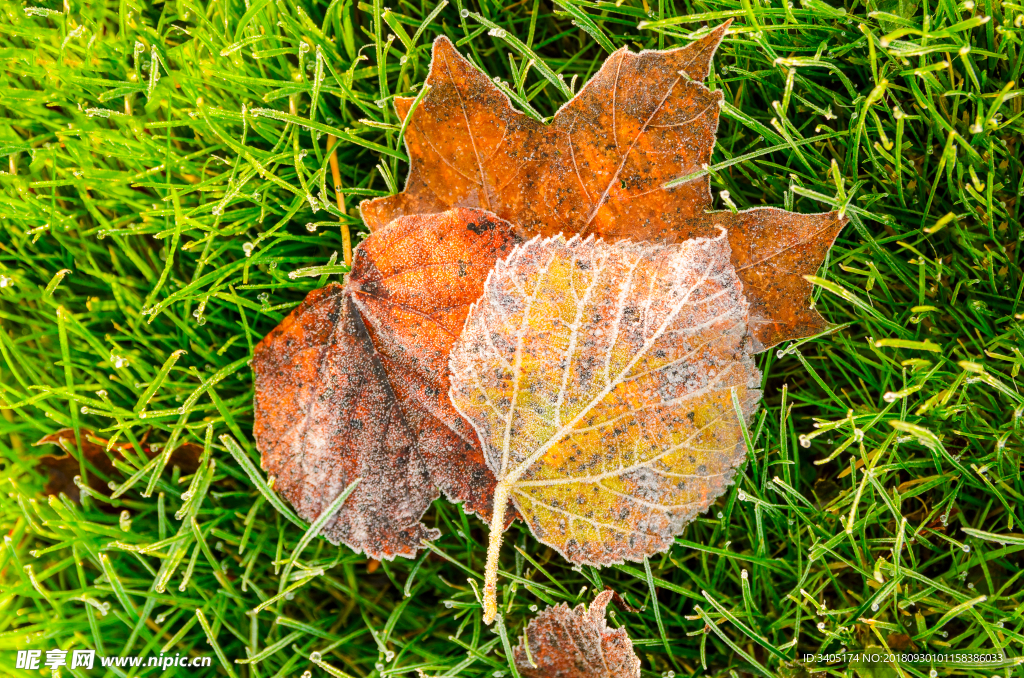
360,22,846,350
252,209,519,560
449,233,761,620
35,428,201,506
514,590,641,678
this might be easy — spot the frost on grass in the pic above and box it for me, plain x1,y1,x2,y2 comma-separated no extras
514,590,641,678
360,22,846,350
450,233,762,571
252,209,520,560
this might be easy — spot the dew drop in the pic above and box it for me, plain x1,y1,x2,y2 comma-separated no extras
242,242,254,257
460,8,469,17
309,651,321,662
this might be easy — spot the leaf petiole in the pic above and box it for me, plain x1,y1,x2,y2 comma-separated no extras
482,481,511,625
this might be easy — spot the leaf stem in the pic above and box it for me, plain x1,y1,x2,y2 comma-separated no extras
483,481,510,625
326,134,351,268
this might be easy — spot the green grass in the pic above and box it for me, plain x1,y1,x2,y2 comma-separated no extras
1,0,1022,677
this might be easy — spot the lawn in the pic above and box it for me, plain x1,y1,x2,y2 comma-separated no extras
1,0,1022,677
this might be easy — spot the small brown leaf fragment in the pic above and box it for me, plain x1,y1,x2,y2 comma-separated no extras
252,209,520,560
34,428,201,505
886,633,916,651
361,23,847,350
514,590,641,678
604,588,640,613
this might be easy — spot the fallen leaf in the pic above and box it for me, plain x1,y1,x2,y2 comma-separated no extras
252,208,520,560
885,633,916,651
449,233,761,622
35,428,201,506
604,588,640,613
514,590,641,678
360,24,846,350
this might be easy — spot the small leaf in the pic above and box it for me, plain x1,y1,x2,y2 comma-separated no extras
252,209,520,560
449,233,761,621
35,428,201,507
513,590,641,678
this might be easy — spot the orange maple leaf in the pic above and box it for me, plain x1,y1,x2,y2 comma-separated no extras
361,23,846,350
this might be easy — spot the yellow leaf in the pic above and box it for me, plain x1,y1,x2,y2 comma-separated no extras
450,233,762,623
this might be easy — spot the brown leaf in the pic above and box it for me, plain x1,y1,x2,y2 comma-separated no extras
360,24,846,350
252,208,520,560
35,428,201,505
604,588,640,613
886,633,916,651
514,590,641,678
